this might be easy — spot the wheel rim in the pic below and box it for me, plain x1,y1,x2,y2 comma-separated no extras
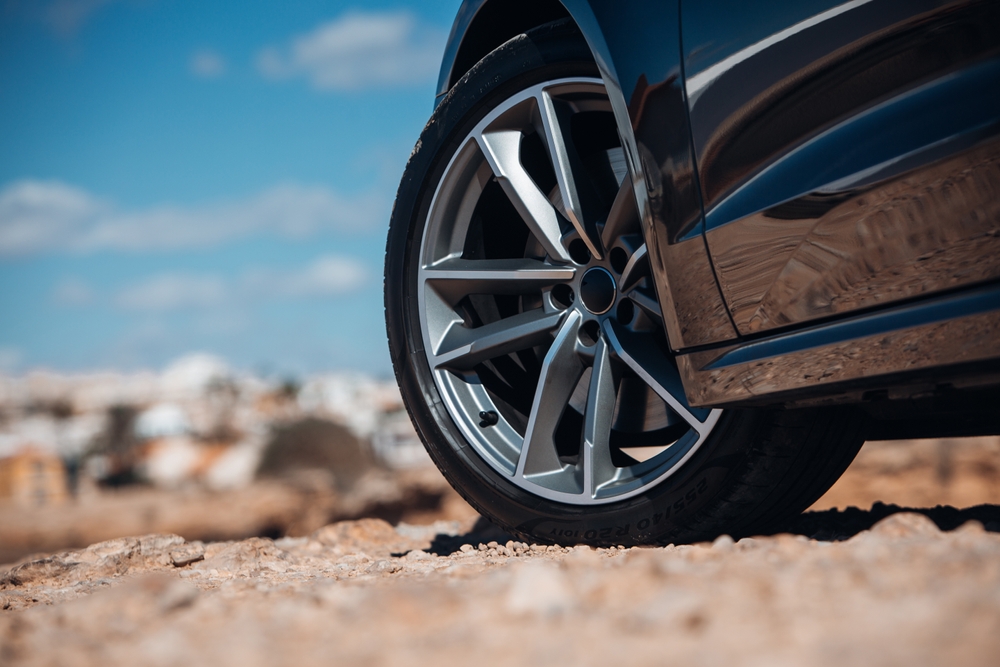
417,77,721,505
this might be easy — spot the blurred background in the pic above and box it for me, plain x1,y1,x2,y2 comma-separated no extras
1,0,998,565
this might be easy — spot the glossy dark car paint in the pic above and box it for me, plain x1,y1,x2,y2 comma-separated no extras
686,0,1000,334
435,0,1000,421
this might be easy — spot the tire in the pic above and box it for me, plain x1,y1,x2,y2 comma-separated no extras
385,19,865,546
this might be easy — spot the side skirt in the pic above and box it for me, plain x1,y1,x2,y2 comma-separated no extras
678,282,1000,411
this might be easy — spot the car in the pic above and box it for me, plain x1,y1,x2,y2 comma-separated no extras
384,0,1000,546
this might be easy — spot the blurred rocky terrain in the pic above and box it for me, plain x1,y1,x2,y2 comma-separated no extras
813,435,1000,511
0,354,471,563
1,358,999,665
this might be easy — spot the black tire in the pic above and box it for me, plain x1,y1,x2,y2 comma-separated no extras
385,19,865,546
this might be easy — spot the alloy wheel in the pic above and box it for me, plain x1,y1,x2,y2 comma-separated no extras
417,78,721,505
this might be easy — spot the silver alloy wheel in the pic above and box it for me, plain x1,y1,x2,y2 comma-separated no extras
417,77,721,505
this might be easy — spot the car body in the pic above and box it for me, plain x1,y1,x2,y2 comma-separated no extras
434,0,1000,437
384,0,1000,544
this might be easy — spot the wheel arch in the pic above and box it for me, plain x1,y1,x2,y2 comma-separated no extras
436,2,635,175
435,0,657,285
436,0,571,100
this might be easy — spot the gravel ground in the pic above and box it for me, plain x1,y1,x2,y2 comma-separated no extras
2,437,1000,666
2,509,1000,666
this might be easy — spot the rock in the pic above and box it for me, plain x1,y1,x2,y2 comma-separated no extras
138,534,187,566
169,544,205,567
712,535,735,552
366,560,401,575
312,518,416,557
504,560,574,616
193,538,286,577
0,557,75,588
954,520,986,535
870,512,942,538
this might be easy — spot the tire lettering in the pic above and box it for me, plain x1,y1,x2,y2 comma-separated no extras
541,476,711,541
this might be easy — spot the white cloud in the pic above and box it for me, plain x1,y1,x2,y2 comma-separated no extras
257,11,446,91
243,255,368,297
116,274,229,312
190,50,227,78
0,180,384,256
52,277,96,306
0,180,112,255
112,256,369,313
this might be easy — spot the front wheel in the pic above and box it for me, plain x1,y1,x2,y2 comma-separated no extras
385,20,865,545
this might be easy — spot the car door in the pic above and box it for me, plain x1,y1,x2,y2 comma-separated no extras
681,0,1000,334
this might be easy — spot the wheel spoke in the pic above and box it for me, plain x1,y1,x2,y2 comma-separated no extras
516,311,585,490
477,130,571,263
424,259,575,305
434,308,565,371
537,90,604,259
619,243,649,291
626,288,664,326
601,176,639,251
583,334,617,497
602,320,713,435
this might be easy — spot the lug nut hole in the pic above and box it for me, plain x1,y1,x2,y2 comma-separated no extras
578,320,601,346
551,284,575,309
610,247,629,274
568,239,591,265
616,298,635,325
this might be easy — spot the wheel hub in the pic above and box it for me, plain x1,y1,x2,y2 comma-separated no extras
579,267,616,315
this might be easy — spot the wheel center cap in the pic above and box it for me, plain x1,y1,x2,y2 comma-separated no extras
580,267,616,315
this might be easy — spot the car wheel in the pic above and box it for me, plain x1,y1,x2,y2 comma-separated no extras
385,19,865,545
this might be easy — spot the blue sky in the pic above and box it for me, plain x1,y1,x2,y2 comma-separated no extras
0,0,462,377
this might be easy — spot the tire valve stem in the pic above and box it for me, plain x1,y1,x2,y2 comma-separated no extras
478,410,499,428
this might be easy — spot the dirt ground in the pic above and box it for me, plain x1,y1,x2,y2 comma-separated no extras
0,467,480,565
2,437,999,666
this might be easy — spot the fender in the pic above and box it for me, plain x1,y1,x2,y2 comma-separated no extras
436,0,738,351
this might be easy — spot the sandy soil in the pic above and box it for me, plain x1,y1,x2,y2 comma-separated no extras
1,437,999,666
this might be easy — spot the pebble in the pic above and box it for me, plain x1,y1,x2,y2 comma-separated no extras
712,535,735,552
169,544,206,568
